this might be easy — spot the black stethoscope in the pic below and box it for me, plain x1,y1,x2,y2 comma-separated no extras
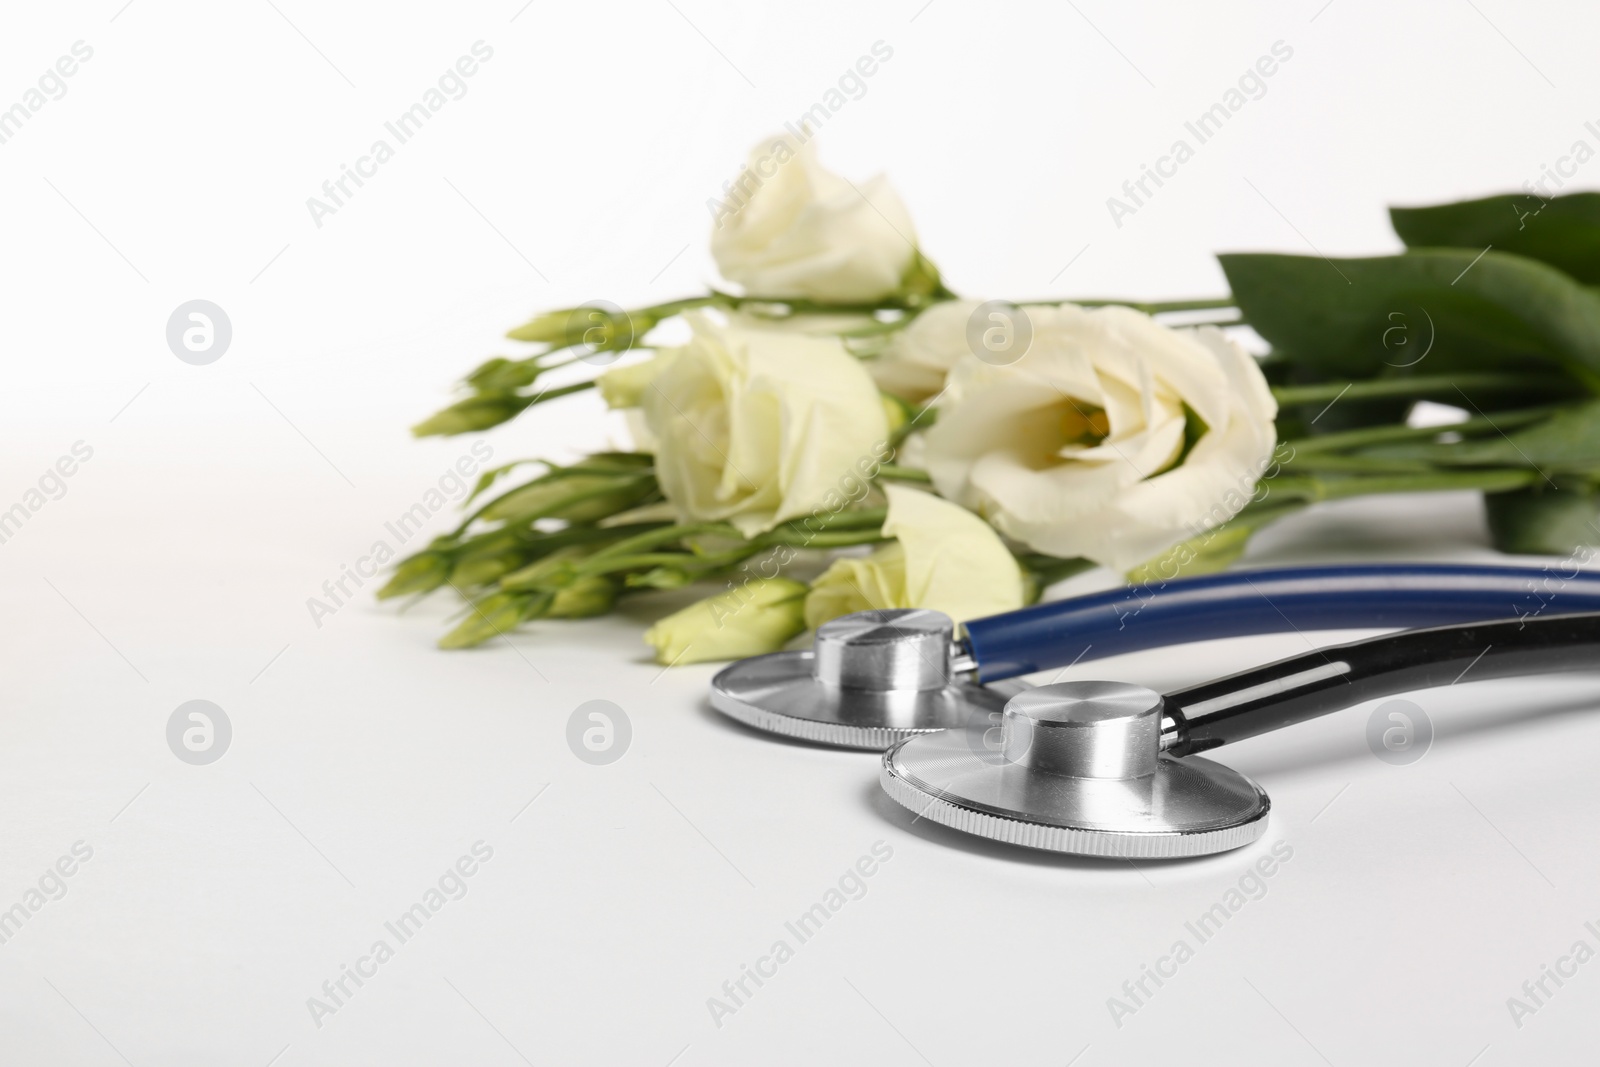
709,564,1600,858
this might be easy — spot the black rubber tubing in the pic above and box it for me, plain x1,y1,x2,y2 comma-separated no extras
1162,611,1600,756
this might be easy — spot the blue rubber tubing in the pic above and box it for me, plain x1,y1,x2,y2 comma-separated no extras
963,563,1600,681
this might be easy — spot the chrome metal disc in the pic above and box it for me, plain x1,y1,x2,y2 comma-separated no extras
710,648,1027,750
709,608,1033,751
879,681,1270,858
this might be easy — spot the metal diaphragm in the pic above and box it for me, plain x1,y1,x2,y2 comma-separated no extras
880,681,1270,858
709,608,1029,750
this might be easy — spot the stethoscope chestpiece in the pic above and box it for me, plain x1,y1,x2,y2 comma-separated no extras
880,681,1271,858
709,608,1029,750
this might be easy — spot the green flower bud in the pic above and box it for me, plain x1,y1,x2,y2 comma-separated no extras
479,472,656,525
545,574,618,618
506,309,579,344
644,577,807,666
449,537,531,588
465,357,542,393
377,551,451,599
412,394,533,437
437,591,549,649
499,546,587,592
626,566,694,590
506,305,642,350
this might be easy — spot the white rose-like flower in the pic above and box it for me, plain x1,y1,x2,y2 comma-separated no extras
711,134,920,304
804,484,1025,629
868,299,982,403
921,304,1277,572
640,313,890,537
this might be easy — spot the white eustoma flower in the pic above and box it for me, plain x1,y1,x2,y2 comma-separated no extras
803,483,1025,628
920,304,1277,572
868,298,982,403
710,134,919,304
640,313,890,536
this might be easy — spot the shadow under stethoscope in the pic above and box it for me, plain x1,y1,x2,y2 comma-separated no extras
698,681,1600,869
692,698,867,752
862,779,1267,873
695,698,1227,869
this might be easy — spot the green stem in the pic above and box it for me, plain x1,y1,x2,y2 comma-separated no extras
1221,499,1312,527
1065,296,1237,314
1272,373,1568,407
773,507,889,532
754,527,889,548
580,548,758,576
875,464,933,483
1278,454,1440,475
707,291,916,316
533,347,656,375
575,519,892,578
583,507,889,563
651,291,1242,321
522,379,597,403
491,520,669,554
583,521,738,562
1263,468,1538,503
636,295,719,320
1282,405,1561,453
451,469,656,535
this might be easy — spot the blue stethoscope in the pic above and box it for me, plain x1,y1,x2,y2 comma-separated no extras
709,563,1600,858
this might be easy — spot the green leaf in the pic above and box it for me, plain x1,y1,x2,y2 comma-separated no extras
1391,192,1600,284
1484,486,1600,555
1218,250,1600,389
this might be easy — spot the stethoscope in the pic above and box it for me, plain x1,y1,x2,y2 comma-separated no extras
709,563,1600,858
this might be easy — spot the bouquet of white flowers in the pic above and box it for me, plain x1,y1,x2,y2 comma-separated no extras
384,133,1600,662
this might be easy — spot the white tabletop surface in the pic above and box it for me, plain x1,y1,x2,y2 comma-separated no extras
4,2,1600,1064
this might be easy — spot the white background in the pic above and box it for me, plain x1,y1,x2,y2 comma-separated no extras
2,1,1598,1063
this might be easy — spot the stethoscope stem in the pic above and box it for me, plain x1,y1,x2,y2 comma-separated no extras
1160,611,1600,756
963,563,1600,681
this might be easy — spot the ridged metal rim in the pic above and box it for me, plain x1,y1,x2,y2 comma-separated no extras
709,651,1030,752
711,687,923,751
879,749,1271,859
